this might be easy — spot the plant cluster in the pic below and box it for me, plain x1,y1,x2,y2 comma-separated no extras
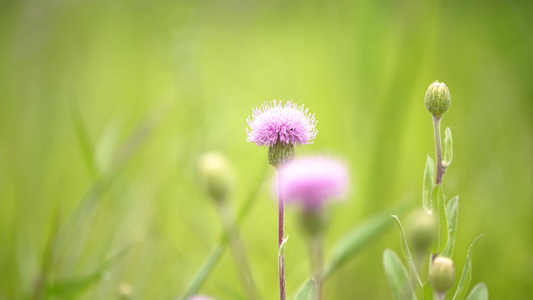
185,82,487,300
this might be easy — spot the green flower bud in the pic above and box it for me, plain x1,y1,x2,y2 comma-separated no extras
268,142,295,168
407,209,436,252
198,152,233,201
429,256,455,294
425,81,451,117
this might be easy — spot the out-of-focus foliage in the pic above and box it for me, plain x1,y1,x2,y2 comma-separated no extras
1,0,532,298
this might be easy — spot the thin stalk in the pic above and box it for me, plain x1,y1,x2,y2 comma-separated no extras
310,235,324,300
217,200,260,300
435,292,445,300
277,170,286,300
432,116,445,185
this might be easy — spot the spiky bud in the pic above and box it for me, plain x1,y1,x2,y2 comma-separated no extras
425,81,451,117
198,152,233,201
429,256,455,294
268,142,295,168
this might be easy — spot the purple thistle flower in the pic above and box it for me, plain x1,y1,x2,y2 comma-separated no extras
277,156,349,210
246,100,317,147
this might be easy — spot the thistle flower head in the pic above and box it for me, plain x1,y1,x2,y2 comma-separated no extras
246,100,317,148
277,156,349,210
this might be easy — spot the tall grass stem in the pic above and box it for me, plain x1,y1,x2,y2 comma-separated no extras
217,199,260,300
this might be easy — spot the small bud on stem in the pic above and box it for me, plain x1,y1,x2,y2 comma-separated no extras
425,81,451,118
429,256,455,295
198,152,233,201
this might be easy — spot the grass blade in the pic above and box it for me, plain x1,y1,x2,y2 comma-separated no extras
180,166,268,299
383,249,417,300
181,245,225,300
392,215,422,288
46,243,133,297
442,196,458,257
67,94,99,179
452,235,483,300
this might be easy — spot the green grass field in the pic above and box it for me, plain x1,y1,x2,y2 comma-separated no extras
1,0,532,298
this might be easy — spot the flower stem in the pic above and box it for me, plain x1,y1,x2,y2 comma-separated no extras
217,200,260,300
432,116,445,185
277,170,286,300
435,292,445,300
310,235,324,300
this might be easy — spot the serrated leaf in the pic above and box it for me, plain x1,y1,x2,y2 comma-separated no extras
323,204,411,278
423,281,434,300
444,127,453,167
293,278,317,300
383,249,417,300
391,215,422,288
453,235,483,300
431,185,448,253
423,156,436,214
465,282,488,300
442,196,458,257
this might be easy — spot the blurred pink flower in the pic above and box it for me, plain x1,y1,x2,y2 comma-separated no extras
277,156,349,210
246,100,317,147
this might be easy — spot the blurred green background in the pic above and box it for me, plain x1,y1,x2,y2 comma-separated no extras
1,0,532,299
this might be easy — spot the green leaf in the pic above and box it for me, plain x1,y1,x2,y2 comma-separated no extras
431,185,448,253
391,215,422,288
465,282,488,300
443,127,453,167
323,204,411,278
423,281,434,300
383,249,417,300
278,235,289,257
46,244,132,297
423,156,435,214
442,196,458,257
293,278,317,300
452,235,483,300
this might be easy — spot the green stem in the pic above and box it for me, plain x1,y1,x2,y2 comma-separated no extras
435,292,445,300
217,200,261,300
432,116,445,185
310,235,323,300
